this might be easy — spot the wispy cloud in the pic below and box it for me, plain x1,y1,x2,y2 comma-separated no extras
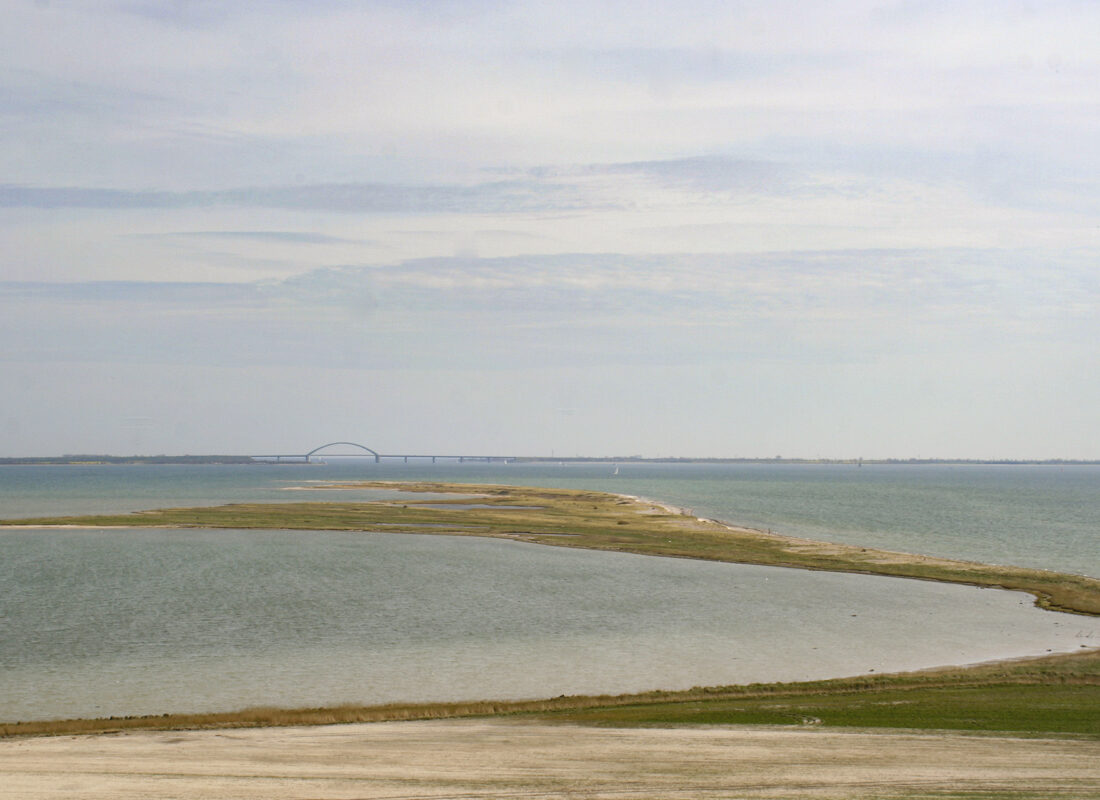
0,156,800,214
2,0,1097,456
0,180,601,213
149,230,364,245
530,156,792,194
3,248,1092,372
526,46,843,85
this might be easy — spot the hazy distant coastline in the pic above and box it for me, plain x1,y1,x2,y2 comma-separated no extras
0,455,256,465
1,454,1097,466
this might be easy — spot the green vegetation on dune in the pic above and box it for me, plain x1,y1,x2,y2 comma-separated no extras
534,648,1099,734
542,683,1100,734
541,669,1100,730
2,650,1096,738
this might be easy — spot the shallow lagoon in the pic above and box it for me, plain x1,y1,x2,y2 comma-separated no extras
2,526,1095,722
2,462,1097,722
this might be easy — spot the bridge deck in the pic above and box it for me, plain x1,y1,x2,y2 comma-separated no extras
250,454,515,462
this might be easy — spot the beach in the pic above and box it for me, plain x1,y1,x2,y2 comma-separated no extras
2,719,1098,799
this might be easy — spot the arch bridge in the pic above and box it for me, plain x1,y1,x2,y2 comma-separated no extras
305,442,380,463
250,444,514,464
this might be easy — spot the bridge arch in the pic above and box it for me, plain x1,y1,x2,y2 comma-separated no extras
305,442,380,462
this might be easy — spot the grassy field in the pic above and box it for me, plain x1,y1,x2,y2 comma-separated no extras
3,480,1097,739
549,684,1099,731
2,650,1096,738
538,651,1100,734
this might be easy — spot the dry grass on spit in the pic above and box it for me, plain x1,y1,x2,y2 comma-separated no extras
6,480,1100,616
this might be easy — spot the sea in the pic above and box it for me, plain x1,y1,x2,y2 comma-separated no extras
1,461,1097,722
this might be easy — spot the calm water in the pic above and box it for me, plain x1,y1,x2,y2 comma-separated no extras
1,462,1097,721
2,526,1096,722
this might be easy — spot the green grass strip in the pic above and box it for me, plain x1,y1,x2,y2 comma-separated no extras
2,650,1096,738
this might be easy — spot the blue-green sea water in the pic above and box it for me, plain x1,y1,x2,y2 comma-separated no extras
1,462,1097,721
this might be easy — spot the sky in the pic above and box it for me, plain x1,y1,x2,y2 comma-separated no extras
1,0,1097,459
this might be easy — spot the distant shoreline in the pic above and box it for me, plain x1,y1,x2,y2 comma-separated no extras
1,455,1098,466
0,455,257,465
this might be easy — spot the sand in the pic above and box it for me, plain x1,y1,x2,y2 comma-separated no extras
2,719,1098,799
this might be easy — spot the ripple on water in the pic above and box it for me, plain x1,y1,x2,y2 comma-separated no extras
1,526,1096,721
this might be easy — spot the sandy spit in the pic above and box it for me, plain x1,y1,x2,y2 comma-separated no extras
2,719,1097,800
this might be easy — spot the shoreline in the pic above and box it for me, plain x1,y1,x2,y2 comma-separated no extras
614,490,1095,582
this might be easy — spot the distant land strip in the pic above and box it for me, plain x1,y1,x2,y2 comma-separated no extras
2,454,1098,466
0,455,257,465
5,480,1099,616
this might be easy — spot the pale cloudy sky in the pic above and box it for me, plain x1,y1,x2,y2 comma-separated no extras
1,0,1097,458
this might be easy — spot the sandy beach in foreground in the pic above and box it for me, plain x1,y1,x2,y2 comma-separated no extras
2,718,1097,799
